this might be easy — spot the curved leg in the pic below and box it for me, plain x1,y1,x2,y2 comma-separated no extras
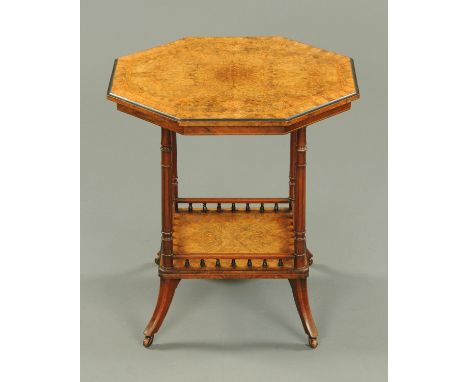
143,278,180,347
289,279,318,348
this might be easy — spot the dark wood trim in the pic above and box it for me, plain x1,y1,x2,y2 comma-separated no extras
350,58,360,96
107,59,118,96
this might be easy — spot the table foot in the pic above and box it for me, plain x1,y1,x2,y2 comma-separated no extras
308,337,318,349
289,279,318,347
142,278,180,347
143,335,154,348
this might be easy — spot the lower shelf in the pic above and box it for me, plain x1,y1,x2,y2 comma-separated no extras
159,207,310,278
173,207,294,256
159,208,311,279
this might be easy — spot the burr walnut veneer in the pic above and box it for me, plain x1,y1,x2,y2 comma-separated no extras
107,36,359,349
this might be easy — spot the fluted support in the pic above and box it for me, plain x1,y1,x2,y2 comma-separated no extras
294,127,307,269
161,128,173,269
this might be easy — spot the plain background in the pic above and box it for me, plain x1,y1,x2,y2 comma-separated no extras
81,0,387,381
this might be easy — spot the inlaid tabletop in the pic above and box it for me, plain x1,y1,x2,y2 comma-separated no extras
107,36,359,134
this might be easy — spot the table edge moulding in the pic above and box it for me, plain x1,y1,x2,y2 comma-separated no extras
106,36,360,350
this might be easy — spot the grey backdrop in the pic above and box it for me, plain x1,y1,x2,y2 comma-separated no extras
81,0,387,381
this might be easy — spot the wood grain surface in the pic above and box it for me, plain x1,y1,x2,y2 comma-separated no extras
107,36,359,134
172,209,294,255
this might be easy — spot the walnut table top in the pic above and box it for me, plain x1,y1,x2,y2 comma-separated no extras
107,36,359,135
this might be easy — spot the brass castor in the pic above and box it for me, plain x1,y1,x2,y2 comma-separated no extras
308,337,318,349
143,335,154,348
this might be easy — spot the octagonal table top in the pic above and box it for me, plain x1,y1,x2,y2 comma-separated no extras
107,36,359,135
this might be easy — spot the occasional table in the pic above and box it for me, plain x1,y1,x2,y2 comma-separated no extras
107,36,359,348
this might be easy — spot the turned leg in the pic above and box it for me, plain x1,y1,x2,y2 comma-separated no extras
155,131,178,265
171,131,179,202
289,278,318,348
290,127,317,348
289,130,297,210
160,127,174,269
294,127,307,269
145,127,177,348
143,278,180,347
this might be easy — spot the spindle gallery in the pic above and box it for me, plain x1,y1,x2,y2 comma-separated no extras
106,36,360,349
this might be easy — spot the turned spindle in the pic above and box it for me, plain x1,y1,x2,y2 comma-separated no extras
247,259,252,268
260,203,265,213
217,203,222,212
202,203,207,212
262,259,268,268
215,259,221,268
231,259,236,268
278,258,284,267
231,203,236,212
274,203,279,212
184,259,190,268
246,203,250,212
200,259,206,267
188,203,193,212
